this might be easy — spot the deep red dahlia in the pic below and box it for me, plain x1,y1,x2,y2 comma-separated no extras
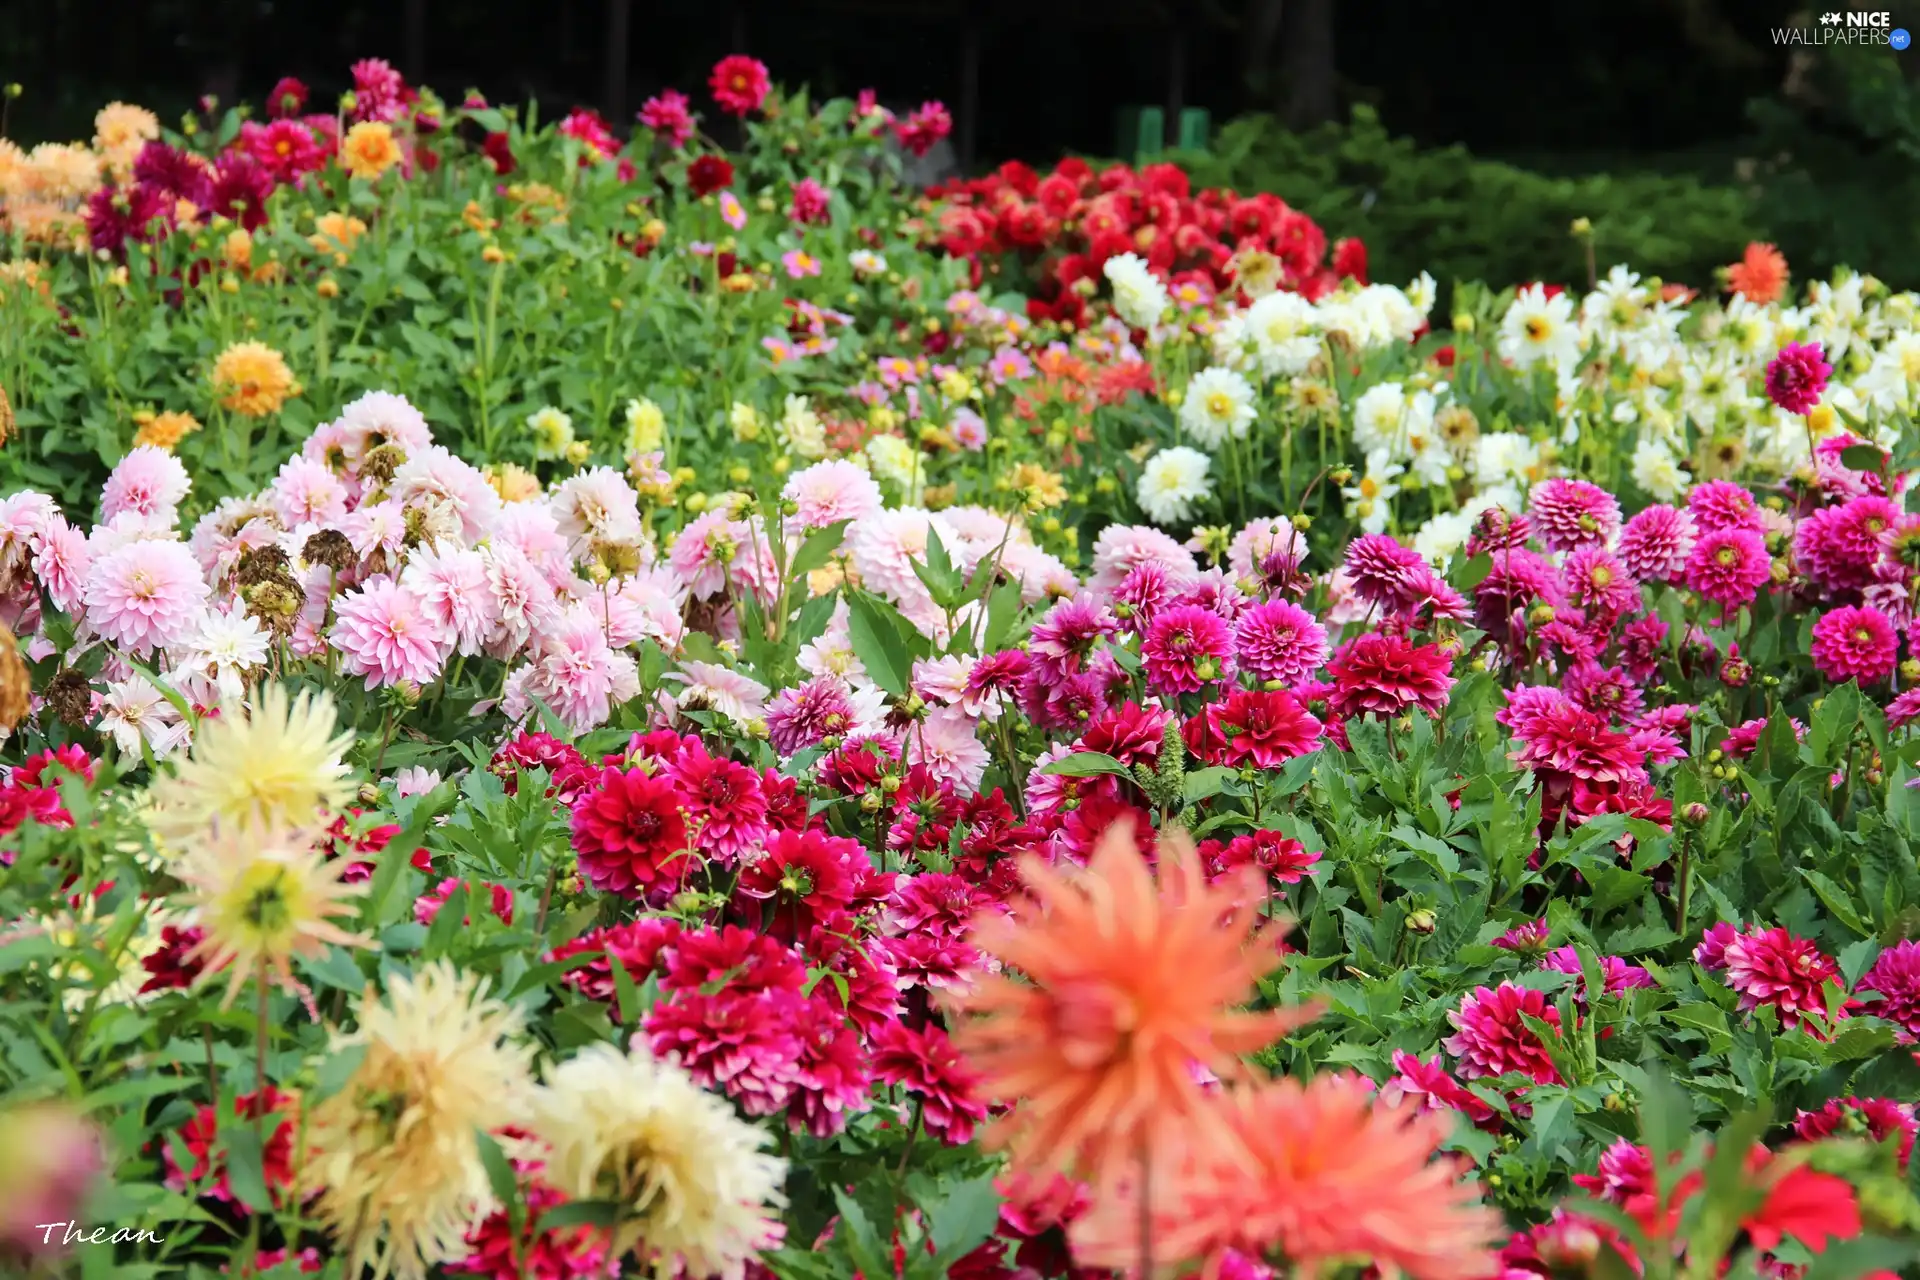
734,828,868,941
872,1020,989,1145
1182,687,1323,769
569,765,692,901
686,153,735,198
662,924,807,995
1326,632,1455,720
667,742,768,864
450,1166,612,1279
140,923,207,993
549,917,681,1007
784,996,872,1138
1074,700,1173,766
163,1088,298,1211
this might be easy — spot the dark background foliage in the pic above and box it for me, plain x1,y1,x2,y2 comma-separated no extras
5,0,1920,286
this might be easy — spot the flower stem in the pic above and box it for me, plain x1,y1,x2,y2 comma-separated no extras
1136,1135,1153,1280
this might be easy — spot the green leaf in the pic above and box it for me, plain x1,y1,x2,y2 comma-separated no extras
476,1129,520,1216
310,1043,369,1104
609,944,643,1027
1799,868,1870,938
1038,752,1133,780
788,520,851,581
909,526,964,608
1811,681,1864,767
222,1126,274,1214
845,592,916,697
1839,443,1886,475
535,1199,621,1233
923,1172,1002,1266
1182,765,1235,805
830,1185,895,1280
1453,552,1493,590
1838,937,1882,989
362,781,456,928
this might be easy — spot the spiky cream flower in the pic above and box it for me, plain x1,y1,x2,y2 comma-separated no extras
529,1041,787,1279
301,962,535,1280
148,683,354,844
177,823,366,1005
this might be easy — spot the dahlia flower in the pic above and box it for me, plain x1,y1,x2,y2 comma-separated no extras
1722,927,1843,1030
1616,503,1696,582
570,765,694,901
1443,982,1562,1083
1810,604,1899,685
1141,604,1234,693
1528,478,1621,553
332,577,451,690
1766,341,1832,415
1854,939,1920,1041
709,55,771,116
82,537,209,655
1326,632,1455,720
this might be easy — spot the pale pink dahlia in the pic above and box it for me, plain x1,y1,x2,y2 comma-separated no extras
82,539,209,654
269,454,350,526
1443,982,1563,1083
1087,523,1198,593
101,445,191,524
1529,478,1621,553
781,460,884,533
765,675,861,754
1617,504,1696,583
1722,926,1843,1030
331,577,451,689
1810,604,1898,685
1233,598,1329,687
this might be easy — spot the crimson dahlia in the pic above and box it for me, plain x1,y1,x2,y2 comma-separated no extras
1326,632,1454,720
569,765,692,901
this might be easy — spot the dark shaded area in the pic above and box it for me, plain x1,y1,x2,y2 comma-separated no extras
0,0,1809,168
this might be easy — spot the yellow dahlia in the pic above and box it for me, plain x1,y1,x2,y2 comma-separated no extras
529,1041,787,1276
147,683,355,842
177,823,367,1006
341,121,403,180
301,962,535,1280
211,341,298,417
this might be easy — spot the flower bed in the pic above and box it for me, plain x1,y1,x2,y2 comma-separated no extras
2,54,1920,1280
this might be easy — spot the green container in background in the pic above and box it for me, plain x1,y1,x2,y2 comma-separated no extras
1116,106,1166,162
1176,107,1210,152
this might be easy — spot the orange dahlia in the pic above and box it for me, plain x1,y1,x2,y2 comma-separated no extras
211,341,297,417
1727,241,1788,305
340,121,403,181
1070,1074,1505,1280
947,819,1316,1188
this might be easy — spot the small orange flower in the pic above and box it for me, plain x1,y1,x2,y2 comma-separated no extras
947,819,1316,1188
1727,241,1789,305
1070,1074,1505,1280
340,120,403,180
211,341,297,417
133,409,201,450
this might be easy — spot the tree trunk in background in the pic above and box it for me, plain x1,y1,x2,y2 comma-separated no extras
603,0,630,122
958,17,980,171
406,0,427,83
1281,0,1336,129
1241,0,1287,114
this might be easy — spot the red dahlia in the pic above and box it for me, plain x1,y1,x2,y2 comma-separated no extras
569,765,692,901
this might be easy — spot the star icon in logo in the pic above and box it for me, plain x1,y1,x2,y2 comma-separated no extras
1821,10,1842,22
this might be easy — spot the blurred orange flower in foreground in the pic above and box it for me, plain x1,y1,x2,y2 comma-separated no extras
1071,1072,1505,1280
1727,241,1789,306
947,818,1317,1189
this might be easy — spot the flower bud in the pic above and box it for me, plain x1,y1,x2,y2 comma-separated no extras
1405,908,1437,934
1681,802,1710,826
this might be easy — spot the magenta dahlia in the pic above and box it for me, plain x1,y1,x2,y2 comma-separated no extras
1765,341,1832,415
1797,496,1900,594
1854,939,1920,1041
1810,604,1899,685
1233,598,1329,686
1181,687,1323,769
1382,1051,1497,1127
871,1020,989,1145
1684,525,1772,610
1722,926,1843,1030
1560,546,1641,619
1443,982,1563,1083
1141,604,1234,694
1794,1096,1916,1168
1687,479,1765,533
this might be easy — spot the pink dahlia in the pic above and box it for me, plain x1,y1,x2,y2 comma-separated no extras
1075,700,1174,766
789,177,831,225
1326,632,1455,720
734,828,866,942
1887,688,1920,728
785,996,872,1138
765,675,861,754
1617,504,1696,583
1443,982,1563,1083
871,1020,988,1145
638,88,694,147
1493,919,1552,954
667,743,768,864
782,459,885,533
349,58,408,122
1473,548,1560,641
1507,698,1643,782
1723,927,1843,1030
1141,604,1234,693
1797,496,1900,594
1694,921,1740,969
1207,828,1320,883
1684,526,1771,610
1572,1138,1656,1205
1529,478,1622,553
1381,1051,1498,1127
645,987,804,1116
1234,598,1329,687
1182,687,1323,769
570,766,694,901
550,917,681,1006
1795,1097,1916,1168
1765,341,1832,415
1854,940,1920,1041
332,578,451,690
1540,946,1654,995
81,539,209,655
709,55,771,116
1563,660,1644,723
896,101,953,157
1560,546,1640,619
1687,480,1765,533
1111,560,1179,632
1810,605,1899,685
1343,533,1428,612
102,445,191,524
